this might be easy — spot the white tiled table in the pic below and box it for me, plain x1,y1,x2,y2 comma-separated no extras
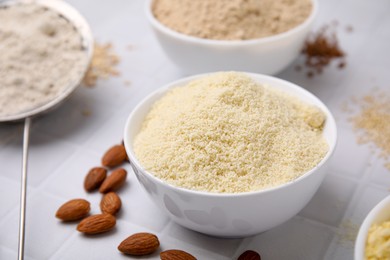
1,0,389,259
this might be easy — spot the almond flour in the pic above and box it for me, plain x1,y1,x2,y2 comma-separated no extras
134,72,328,193
0,3,88,117
347,90,390,170
82,42,120,87
365,220,390,260
152,0,313,40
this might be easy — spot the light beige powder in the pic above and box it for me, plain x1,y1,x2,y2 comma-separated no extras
134,72,328,193
0,4,88,117
152,0,313,40
365,220,390,260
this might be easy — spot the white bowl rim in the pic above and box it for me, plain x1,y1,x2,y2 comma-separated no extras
354,195,390,260
145,0,318,46
124,72,337,198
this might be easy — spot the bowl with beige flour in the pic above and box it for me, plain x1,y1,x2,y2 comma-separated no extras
145,0,318,74
124,72,337,237
355,195,390,260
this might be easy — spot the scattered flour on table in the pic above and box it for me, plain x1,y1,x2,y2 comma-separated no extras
134,72,328,193
152,0,313,40
0,4,88,117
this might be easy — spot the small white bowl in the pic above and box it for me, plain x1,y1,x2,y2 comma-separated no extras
123,72,337,237
355,195,390,260
145,0,318,75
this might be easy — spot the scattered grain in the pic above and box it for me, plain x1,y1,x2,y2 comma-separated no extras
83,42,120,87
81,109,92,117
347,89,390,170
123,80,132,87
338,219,359,245
298,23,346,78
345,25,354,33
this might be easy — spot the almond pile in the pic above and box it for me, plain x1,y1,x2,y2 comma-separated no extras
55,142,128,236
55,141,261,259
116,232,261,259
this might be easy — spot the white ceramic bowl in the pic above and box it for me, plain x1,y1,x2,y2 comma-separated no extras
145,0,318,75
123,72,337,237
355,195,390,260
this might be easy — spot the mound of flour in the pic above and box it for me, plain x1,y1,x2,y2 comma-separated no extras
0,4,88,117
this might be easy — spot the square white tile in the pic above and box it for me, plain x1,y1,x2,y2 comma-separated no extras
299,174,357,226
0,132,77,187
0,192,76,259
241,217,334,260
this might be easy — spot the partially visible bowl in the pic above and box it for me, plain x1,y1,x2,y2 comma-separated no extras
355,195,390,260
123,72,337,237
145,0,318,74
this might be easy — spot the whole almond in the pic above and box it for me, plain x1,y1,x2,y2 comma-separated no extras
77,214,116,234
118,232,160,256
100,192,121,215
237,250,261,260
84,167,107,192
160,249,197,260
101,144,127,168
99,168,127,193
55,199,90,221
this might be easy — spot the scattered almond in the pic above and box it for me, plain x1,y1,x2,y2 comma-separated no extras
160,249,197,260
55,199,90,221
238,250,261,260
118,232,160,256
84,167,107,192
100,192,121,215
77,214,116,234
99,168,127,193
101,144,127,168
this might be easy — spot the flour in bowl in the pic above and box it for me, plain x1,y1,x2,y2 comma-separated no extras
134,72,328,193
0,3,88,117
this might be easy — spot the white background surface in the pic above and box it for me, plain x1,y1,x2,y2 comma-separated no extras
1,0,390,259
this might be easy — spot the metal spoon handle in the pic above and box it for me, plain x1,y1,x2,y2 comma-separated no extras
18,117,31,260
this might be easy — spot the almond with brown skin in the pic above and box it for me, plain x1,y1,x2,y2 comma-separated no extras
99,168,127,193
160,249,197,260
84,167,107,192
101,144,127,168
77,214,116,234
118,232,160,256
238,250,261,260
55,199,90,221
100,192,121,215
